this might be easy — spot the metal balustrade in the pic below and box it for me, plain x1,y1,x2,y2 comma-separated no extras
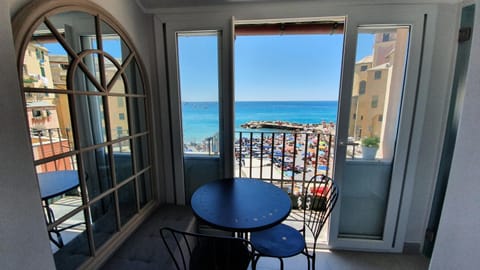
234,131,334,196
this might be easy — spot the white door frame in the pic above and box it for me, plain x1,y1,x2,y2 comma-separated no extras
154,3,438,251
329,7,437,251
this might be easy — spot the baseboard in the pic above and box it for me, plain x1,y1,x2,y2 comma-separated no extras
79,201,159,270
403,242,422,254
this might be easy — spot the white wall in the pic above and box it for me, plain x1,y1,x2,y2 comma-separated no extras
405,3,459,244
1,1,55,269
429,0,480,268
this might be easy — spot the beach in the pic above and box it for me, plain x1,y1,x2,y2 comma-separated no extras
233,123,336,186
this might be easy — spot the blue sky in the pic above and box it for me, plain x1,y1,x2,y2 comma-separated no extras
45,32,374,102
44,39,123,58
179,33,374,102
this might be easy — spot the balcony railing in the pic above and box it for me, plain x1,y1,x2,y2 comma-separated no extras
30,127,76,172
234,131,334,195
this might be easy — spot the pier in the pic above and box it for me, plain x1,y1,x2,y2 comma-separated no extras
241,120,333,133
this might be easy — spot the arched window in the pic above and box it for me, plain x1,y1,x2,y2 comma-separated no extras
13,1,153,268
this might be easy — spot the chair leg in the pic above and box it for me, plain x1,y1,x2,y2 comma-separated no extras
306,254,316,270
278,258,284,270
252,255,259,270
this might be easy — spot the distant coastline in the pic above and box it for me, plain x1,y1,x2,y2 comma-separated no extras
182,100,338,143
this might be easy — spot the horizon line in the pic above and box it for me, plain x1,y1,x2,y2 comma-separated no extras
182,99,339,102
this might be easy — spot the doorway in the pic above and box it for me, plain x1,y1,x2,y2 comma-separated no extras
233,18,345,246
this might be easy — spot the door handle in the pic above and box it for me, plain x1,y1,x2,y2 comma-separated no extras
338,139,358,146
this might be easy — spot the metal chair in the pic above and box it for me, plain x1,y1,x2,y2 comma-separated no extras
160,227,255,270
250,174,339,270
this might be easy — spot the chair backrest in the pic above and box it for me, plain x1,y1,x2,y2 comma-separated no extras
302,174,339,242
160,227,254,270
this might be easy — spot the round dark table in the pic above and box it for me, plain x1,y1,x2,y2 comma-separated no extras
38,170,80,200
37,170,80,247
191,178,292,232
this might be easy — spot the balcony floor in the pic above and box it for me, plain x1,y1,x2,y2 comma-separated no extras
252,250,429,270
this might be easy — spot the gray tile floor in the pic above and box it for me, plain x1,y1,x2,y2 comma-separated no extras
48,198,430,270
47,196,85,252
252,250,430,270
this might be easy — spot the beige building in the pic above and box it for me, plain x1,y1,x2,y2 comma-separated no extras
23,43,59,133
23,44,130,144
23,43,55,89
348,29,408,160
105,60,130,142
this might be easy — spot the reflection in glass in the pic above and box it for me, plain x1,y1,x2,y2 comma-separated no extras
138,171,152,208
109,96,129,139
84,147,112,199
100,20,131,64
81,52,102,84
76,95,106,147
24,23,70,89
113,140,133,183
124,58,144,95
339,26,410,239
20,8,153,260
52,210,90,270
48,11,97,53
26,93,75,161
118,181,137,225
134,135,150,171
35,155,78,175
346,27,409,161
128,97,147,134
108,69,126,94
104,57,126,94
91,193,117,249
73,65,101,92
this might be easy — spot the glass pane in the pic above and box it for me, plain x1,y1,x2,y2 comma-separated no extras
84,147,112,199
128,97,147,134
108,71,126,94
138,171,152,208
73,65,101,92
177,32,220,156
346,27,409,161
90,193,117,249
339,26,410,238
118,181,137,225
24,23,70,89
27,93,75,160
35,168,83,215
105,57,126,94
47,11,97,54
81,52,102,86
109,96,129,140
52,210,90,270
35,155,78,174
76,95,107,147
113,140,133,183
124,58,144,95
100,20,131,64
134,135,150,171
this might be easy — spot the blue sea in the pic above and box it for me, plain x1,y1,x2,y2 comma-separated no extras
182,101,338,143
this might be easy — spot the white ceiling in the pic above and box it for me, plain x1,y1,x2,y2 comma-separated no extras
137,0,461,10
